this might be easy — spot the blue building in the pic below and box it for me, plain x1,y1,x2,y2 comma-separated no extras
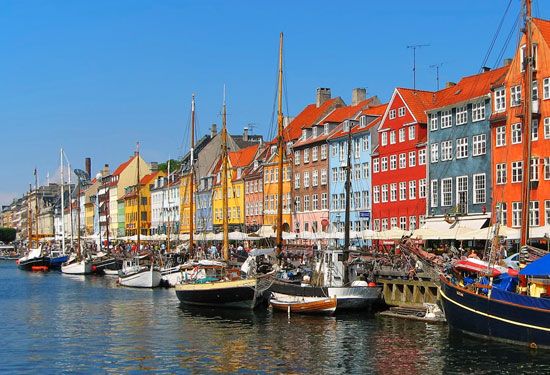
327,105,385,245
195,175,213,233
425,66,509,230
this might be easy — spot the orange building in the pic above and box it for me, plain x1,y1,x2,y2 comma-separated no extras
491,18,550,234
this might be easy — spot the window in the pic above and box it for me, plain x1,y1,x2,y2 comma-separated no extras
473,174,486,204
409,180,417,200
441,110,452,128
331,168,338,182
373,158,379,173
389,109,396,119
546,201,550,225
456,176,468,213
312,126,318,138
303,148,310,163
400,216,407,230
381,185,388,203
294,150,300,165
390,155,397,170
303,171,310,187
363,190,370,209
303,195,310,211
456,138,468,159
320,144,327,160
374,219,380,231
312,194,318,210
362,162,369,179
390,131,396,144
512,161,523,183
408,125,416,140
512,202,522,227
354,163,361,180
530,201,540,227
496,163,507,184
496,126,506,147
545,118,550,139
399,153,406,169
494,87,506,112
312,146,318,162
419,149,426,165
312,170,318,186
381,132,387,146
544,78,550,100
441,178,452,206
409,151,416,167
498,202,507,226
321,193,327,210
331,144,338,157
531,158,539,181
381,219,388,231
362,136,369,151
399,182,407,201
532,119,539,141
381,157,388,171
373,186,380,203
354,140,360,158
533,80,539,100
545,157,550,180
340,167,345,181
472,134,486,156
321,169,327,185
430,143,439,163
399,128,406,142
511,85,521,107
511,123,522,144
330,194,337,210
419,179,426,198
472,102,485,121
441,140,453,161
324,124,329,135
398,106,406,117
431,180,439,207
409,216,417,231
390,217,398,229
390,183,397,202
456,106,467,125
430,114,438,131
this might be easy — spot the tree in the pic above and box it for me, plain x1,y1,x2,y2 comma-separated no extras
157,159,182,173
0,227,16,243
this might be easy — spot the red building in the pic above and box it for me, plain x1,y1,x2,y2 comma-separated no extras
371,88,435,231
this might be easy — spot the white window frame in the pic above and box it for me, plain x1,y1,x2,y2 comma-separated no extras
496,126,506,147
472,102,485,122
473,173,486,204
494,87,506,113
441,178,452,207
472,134,486,156
456,137,468,159
456,106,467,125
441,110,452,128
496,163,507,185
430,180,439,207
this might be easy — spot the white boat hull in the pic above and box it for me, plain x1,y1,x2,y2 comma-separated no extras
61,260,93,275
119,268,162,288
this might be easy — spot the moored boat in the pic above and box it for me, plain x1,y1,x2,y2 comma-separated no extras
270,294,337,315
61,254,93,275
17,247,50,271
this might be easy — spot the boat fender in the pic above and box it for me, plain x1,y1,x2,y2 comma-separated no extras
177,256,182,264
368,282,377,287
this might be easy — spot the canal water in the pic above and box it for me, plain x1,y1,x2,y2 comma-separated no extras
1,261,549,374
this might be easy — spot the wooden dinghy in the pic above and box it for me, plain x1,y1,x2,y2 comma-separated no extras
270,296,337,315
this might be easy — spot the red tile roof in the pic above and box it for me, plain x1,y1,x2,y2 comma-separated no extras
431,66,509,109
282,98,341,141
534,18,550,46
320,98,376,123
361,104,388,117
113,155,136,176
228,144,259,168
396,88,437,124
140,171,161,186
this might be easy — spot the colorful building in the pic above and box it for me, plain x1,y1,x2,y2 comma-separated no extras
123,171,163,236
243,146,266,233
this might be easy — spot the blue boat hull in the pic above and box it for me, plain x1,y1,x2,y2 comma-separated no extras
439,276,550,349
49,255,69,270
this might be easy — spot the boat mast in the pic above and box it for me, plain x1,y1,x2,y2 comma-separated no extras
276,32,285,256
190,94,196,256
343,122,353,285
222,88,229,261
60,149,66,255
166,159,171,253
520,0,533,247
137,143,141,252
27,184,32,248
68,162,74,247
34,169,39,247
76,177,81,259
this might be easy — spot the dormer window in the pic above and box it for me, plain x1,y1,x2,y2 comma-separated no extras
237,168,242,179
521,43,538,72
343,120,350,132
324,124,329,134
254,160,259,169
302,129,307,139
271,145,277,154
360,116,367,127
312,126,318,137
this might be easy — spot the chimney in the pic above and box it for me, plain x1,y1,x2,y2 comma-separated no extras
85,157,91,179
243,127,249,142
482,66,491,72
445,82,456,88
102,164,110,177
316,88,331,108
211,123,218,138
150,162,158,171
503,58,513,66
351,88,367,106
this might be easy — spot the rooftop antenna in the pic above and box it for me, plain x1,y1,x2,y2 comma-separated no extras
407,44,430,90
429,62,444,90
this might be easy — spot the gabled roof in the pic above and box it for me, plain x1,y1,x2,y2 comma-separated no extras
397,88,437,124
282,97,342,141
140,171,161,186
319,98,377,124
534,18,550,46
430,66,509,110
361,103,388,117
113,155,137,176
228,144,259,168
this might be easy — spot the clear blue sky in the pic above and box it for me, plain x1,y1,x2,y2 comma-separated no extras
1,0,547,205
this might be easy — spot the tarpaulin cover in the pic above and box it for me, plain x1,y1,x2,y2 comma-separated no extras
519,254,550,277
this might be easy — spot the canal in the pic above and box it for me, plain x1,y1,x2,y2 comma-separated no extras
1,261,548,374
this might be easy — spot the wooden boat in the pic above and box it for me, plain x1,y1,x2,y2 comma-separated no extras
270,295,337,315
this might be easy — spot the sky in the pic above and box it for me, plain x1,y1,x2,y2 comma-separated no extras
1,0,548,205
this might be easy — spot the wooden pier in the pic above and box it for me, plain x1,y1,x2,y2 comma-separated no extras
378,277,439,308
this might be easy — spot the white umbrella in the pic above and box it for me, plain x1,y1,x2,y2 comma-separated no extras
228,231,248,241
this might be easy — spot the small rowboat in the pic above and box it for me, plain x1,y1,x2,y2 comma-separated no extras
270,296,337,315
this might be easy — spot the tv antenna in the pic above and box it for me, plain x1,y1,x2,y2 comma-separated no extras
407,44,430,90
429,62,444,90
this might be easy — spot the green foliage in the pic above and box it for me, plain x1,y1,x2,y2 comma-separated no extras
0,227,16,243
157,159,182,173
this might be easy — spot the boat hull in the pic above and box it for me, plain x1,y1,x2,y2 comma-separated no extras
61,260,93,275
269,280,382,311
119,268,162,288
49,255,69,270
175,278,265,309
17,256,50,271
270,295,337,314
439,276,550,349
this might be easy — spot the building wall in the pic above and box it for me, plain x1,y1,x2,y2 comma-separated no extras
263,156,292,230
212,171,245,229
244,173,264,231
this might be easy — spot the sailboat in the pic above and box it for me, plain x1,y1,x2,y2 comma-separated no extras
268,34,382,312
61,166,92,275
118,143,162,288
49,148,69,270
175,85,273,309
17,174,50,271
439,1,550,349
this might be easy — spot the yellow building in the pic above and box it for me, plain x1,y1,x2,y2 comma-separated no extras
179,173,197,234
83,178,100,235
212,145,259,230
262,147,292,232
123,171,163,236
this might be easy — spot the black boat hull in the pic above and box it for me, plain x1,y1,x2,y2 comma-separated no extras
175,279,267,309
17,257,50,271
439,276,550,349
